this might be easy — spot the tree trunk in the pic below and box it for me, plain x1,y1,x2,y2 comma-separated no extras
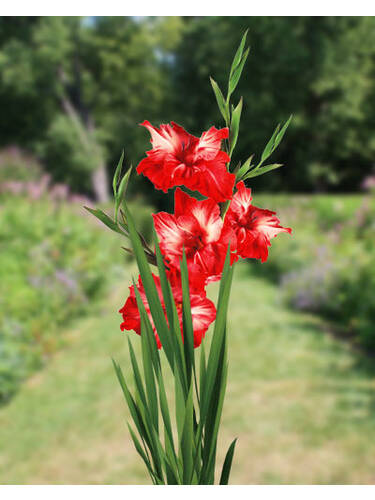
58,67,110,203
91,163,109,203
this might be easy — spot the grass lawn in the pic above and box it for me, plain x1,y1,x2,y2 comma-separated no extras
1,262,375,484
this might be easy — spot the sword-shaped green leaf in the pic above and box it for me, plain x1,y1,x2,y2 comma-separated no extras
201,248,234,422
154,232,188,395
156,366,174,453
210,77,229,124
156,366,181,483
180,249,195,384
243,163,283,180
273,114,292,149
204,345,228,483
229,29,249,81
127,422,157,485
112,359,163,478
84,206,127,236
235,154,254,180
180,382,194,484
258,115,292,167
132,279,160,373
115,165,132,224
228,47,249,98
229,97,243,156
260,123,280,164
194,249,234,484
127,338,147,408
219,438,237,485
199,339,206,404
122,201,175,368
112,150,124,196
174,358,186,444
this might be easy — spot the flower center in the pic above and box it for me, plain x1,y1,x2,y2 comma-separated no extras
184,233,206,256
176,141,197,167
238,209,257,229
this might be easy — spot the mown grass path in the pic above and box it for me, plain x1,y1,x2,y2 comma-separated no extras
1,264,375,484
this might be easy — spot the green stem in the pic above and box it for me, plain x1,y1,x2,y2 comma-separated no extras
220,199,231,219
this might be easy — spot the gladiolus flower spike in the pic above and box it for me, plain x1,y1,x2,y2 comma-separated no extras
86,29,292,485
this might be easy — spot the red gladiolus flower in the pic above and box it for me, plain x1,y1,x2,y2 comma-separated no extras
136,121,235,202
119,274,216,348
225,181,292,262
153,188,236,285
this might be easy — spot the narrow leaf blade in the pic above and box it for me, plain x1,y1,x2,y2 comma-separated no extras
260,123,280,164
228,47,249,98
210,77,229,123
235,154,254,180
273,114,293,149
84,207,125,236
219,438,237,485
244,163,283,180
112,149,124,196
180,383,194,484
180,250,195,383
229,97,243,156
122,201,175,368
115,165,132,223
127,423,157,485
229,29,249,80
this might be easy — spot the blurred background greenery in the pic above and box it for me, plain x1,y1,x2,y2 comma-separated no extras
0,16,375,484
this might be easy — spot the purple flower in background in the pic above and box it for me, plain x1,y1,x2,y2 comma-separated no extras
50,183,69,201
54,270,79,293
26,174,51,200
0,181,24,195
361,174,375,192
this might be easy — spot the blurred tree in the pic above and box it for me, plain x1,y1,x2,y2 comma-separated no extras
1,16,375,196
0,16,182,200
171,17,375,192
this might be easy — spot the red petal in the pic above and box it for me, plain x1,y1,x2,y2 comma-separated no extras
137,121,234,201
225,183,292,262
190,294,216,347
153,211,186,267
196,153,235,202
118,274,164,348
137,154,175,192
140,120,181,154
196,126,229,161
174,188,222,242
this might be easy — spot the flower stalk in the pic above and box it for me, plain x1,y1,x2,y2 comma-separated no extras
86,29,292,485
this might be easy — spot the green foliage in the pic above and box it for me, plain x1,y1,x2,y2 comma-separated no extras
38,114,100,193
173,17,375,192
0,147,43,183
210,77,229,124
208,30,291,193
209,31,253,164
109,201,235,484
0,17,182,200
0,194,124,403
2,265,375,484
249,194,375,350
220,438,237,485
2,17,375,196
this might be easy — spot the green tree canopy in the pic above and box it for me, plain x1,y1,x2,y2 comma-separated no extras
1,16,375,198
171,17,375,192
0,16,182,200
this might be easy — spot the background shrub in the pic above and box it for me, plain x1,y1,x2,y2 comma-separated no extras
249,194,375,350
0,189,153,403
0,147,43,184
